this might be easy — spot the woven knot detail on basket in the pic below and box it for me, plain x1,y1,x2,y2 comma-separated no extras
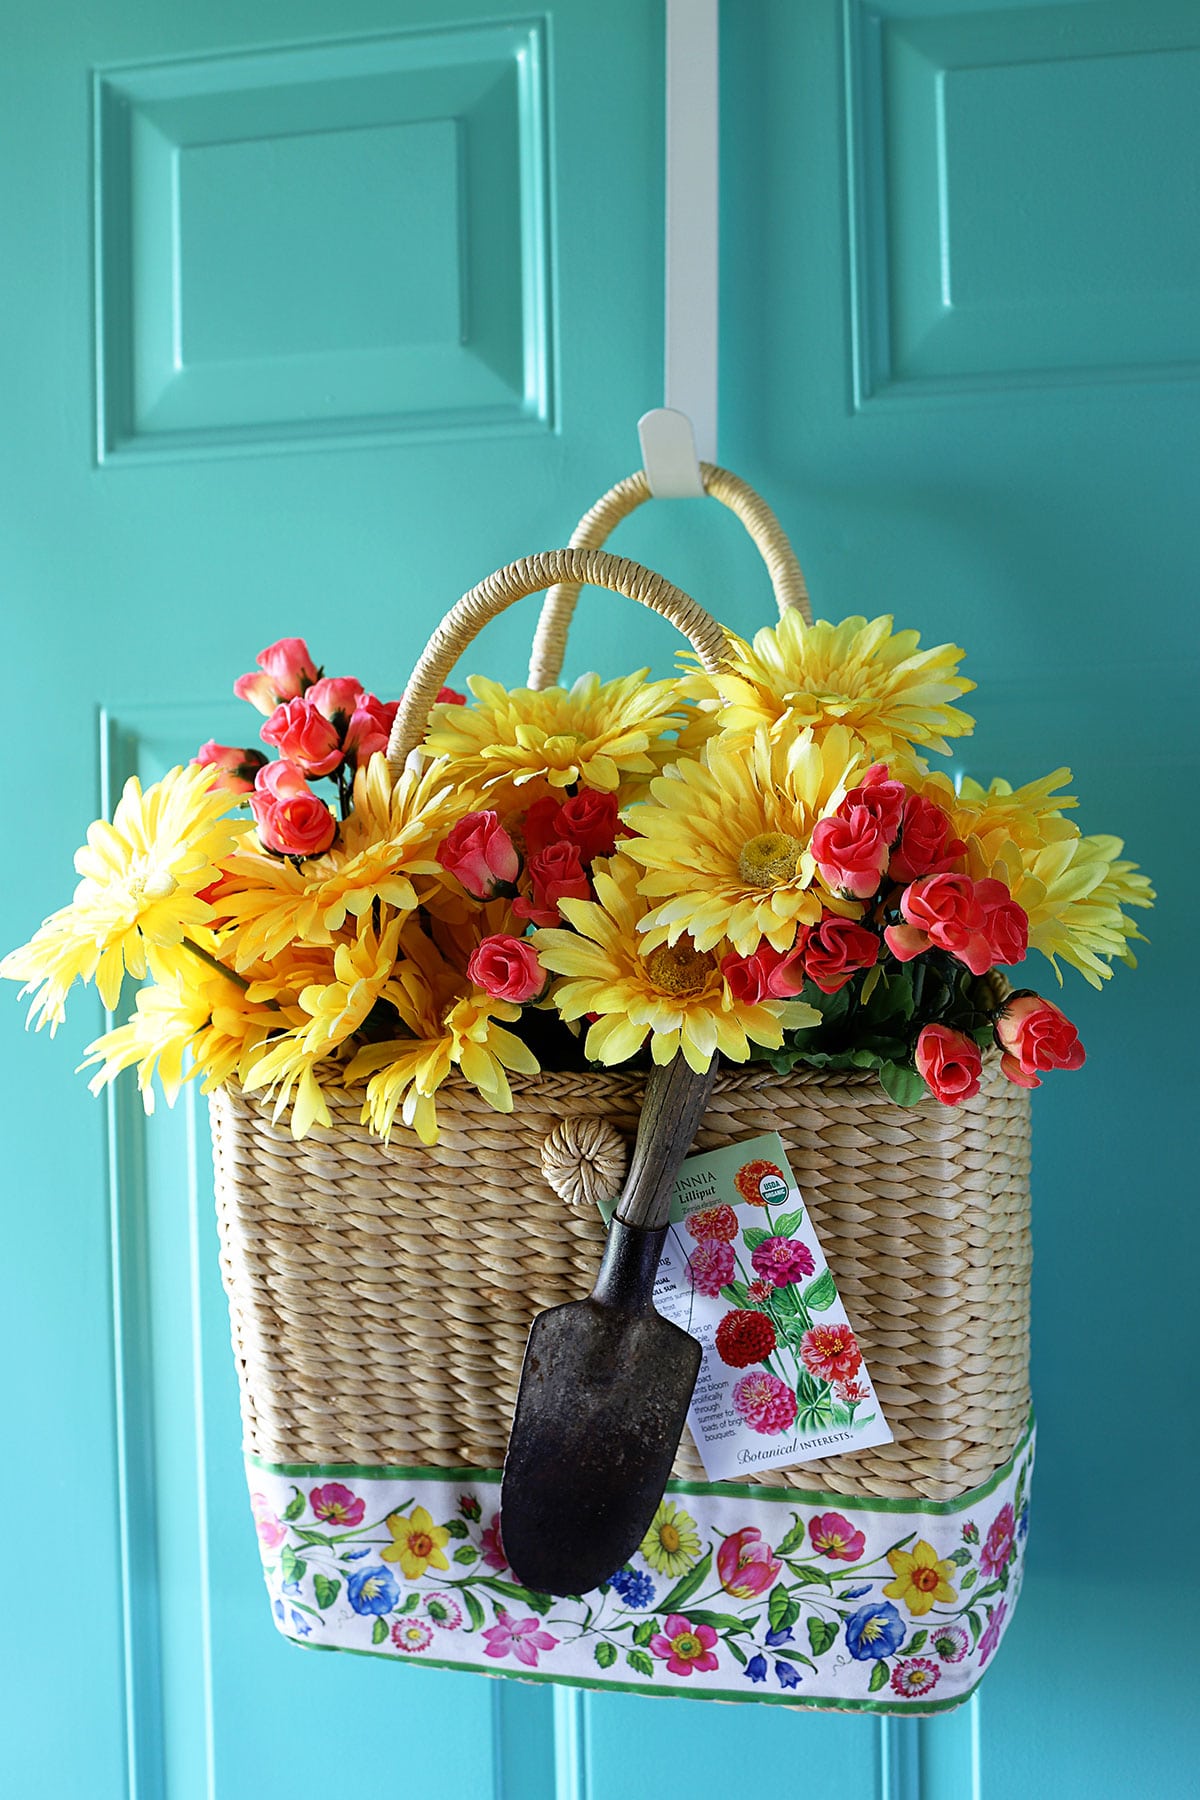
540,1117,629,1209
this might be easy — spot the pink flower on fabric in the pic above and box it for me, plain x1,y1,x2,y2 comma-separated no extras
980,1503,1016,1580
890,1656,941,1698
686,1240,735,1297
749,1235,815,1288
716,1528,781,1599
808,1511,866,1562
481,1613,559,1667
732,1371,798,1436
685,1204,739,1244
391,1618,434,1654
250,1492,286,1551
480,1515,507,1571
978,1598,1008,1666
310,1482,365,1527
932,1625,970,1664
648,1613,720,1677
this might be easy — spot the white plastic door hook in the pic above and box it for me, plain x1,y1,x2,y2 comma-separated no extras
638,408,705,498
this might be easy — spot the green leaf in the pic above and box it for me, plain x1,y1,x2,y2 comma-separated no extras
443,1518,470,1539
688,1609,751,1633
775,1513,808,1558
960,1567,977,1589
626,1649,654,1678
719,1281,751,1310
966,1610,982,1644
371,1616,388,1646
660,1550,712,1614
462,1589,485,1630
632,1619,657,1647
879,1061,927,1107
594,1640,618,1669
802,1268,838,1313
727,1639,748,1667
771,1207,806,1239
948,1546,973,1566
484,1577,554,1612
807,1617,838,1657
280,1547,307,1585
453,1545,479,1566
868,1659,890,1693
859,962,883,1007
282,1486,306,1522
901,1629,928,1655
742,1227,770,1251
767,1583,792,1634
313,1574,341,1610
783,1562,834,1588
399,1591,422,1615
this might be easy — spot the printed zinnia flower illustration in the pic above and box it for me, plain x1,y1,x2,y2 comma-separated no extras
648,1613,720,1677
749,1235,815,1287
799,1323,863,1386
883,1538,958,1616
715,1308,778,1368
808,1510,866,1562
309,1481,365,1527
734,1159,789,1206
732,1370,799,1436
686,1238,736,1297
890,1656,941,1698
639,1500,701,1577
685,1203,739,1242
381,1505,451,1580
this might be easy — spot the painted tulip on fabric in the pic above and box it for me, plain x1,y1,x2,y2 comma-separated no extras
194,741,268,794
233,636,320,713
260,696,345,778
717,1527,782,1598
915,1023,983,1104
808,1510,867,1562
437,811,521,899
467,934,546,1004
811,805,890,897
888,794,965,882
802,915,880,994
994,991,1086,1088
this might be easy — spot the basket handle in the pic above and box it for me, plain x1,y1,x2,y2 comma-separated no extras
527,463,812,690
386,547,729,776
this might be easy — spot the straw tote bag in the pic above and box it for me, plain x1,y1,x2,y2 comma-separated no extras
213,482,1033,1715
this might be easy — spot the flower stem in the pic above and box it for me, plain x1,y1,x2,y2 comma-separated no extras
182,937,251,991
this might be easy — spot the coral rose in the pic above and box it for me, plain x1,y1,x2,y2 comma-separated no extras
467,934,546,1004
437,811,521,899
343,695,399,765
513,841,590,926
253,786,336,858
721,939,807,1002
194,741,267,794
260,696,344,777
994,991,1085,1088
554,788,620,862
717,1527,781,1599
803,915,880,995
978,880,1029,967
889,872,1004,976
843,764,907,843
305,676,364,726
914,1023,983,1104
889,794,965,882
234,637,319,713
811,806,890,898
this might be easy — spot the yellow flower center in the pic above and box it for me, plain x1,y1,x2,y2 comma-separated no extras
737,832,803,887
658,1523,682,1554
408,1531,433,1558
673,1633,701,1658
126,857,180,907
911,1565,941,1593
642,942,716,996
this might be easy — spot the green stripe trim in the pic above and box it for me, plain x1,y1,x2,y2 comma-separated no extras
283,1633,979,1714
248,1413,1033,1517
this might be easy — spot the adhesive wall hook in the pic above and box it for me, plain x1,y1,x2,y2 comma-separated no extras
638,408,705,498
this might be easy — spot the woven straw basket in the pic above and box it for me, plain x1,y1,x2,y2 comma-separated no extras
212,473,1034,1709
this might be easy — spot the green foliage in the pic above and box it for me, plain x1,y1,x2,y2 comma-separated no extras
632,1619,657,1647
803,1268,837,1312
313,1574,340,1610
371,1617,388,1646
443,1517,470,1538
868,1659,890,1692
901,1629,928,1655
594,1641,617,1669
775,1513,808,1558
282,1487,306,1522
879,1060,926,1107
807,1616,839,1657
280,1546,306,1585
626,1649,654,1678
453,1545,479,1566
463,1590,486,1630
660,1550,712,1613
772,1207,806,1238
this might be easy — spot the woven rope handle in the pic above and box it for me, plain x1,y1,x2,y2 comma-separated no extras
527,463,812,690
386,548,729,775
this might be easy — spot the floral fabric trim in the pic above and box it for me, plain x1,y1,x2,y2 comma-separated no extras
247,1423,1033,1714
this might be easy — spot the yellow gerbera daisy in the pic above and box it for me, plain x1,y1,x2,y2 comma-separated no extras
883,1539,958,1616
381,1506,451,1579
534,856,818,1072
422,670,688,803
687,611,975,758
217,754,460,970
639,1500,701,1577
623,725,864,956
0,762,249,1029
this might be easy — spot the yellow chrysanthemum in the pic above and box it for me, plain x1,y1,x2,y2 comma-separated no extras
422,670,688,803
0,763,249,1029
534,857,818,1072
640,1500,701,1577
883,1539,958,1617
623,725,864,956
344,928,539,1144
217,754,461,970
687,611,975,758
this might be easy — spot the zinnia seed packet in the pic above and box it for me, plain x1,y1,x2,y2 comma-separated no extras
648,1133,893,1480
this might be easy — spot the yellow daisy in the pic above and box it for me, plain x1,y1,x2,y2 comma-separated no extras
0,762,249,1029
687,611,975,758
422,670,688,803
622,725,864,956
534,856,818,1072
883,1539,958,1616
382,1506,451,1580
639,1500,701,1577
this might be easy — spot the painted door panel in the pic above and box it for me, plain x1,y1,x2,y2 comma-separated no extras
2,1,1194,1796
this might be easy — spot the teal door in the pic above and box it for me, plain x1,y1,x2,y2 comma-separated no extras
2,2,1193,1795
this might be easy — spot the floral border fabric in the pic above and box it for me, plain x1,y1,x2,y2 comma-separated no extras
247,1423,1032,1714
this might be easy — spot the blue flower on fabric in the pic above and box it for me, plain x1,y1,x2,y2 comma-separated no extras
290,1610,313,1637
273,1599,285,1623
745,1654,768,1683
347,1566,400,1616
1017,1502,1030,1541
282,1579,302,1596
840,1585,871,1599
844,1600,905,1660
775,1661,801,1690
765,1625,793,1647
608,1568,655,1609
343,1546,373,1561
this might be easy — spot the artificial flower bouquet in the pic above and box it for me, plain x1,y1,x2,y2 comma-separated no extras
3,609,1153,1142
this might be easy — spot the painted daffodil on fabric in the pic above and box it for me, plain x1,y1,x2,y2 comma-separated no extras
422,670,688,803
883,1539,958,1617
639,1499,702,1578
687,610,975,759
382,1506,451,1580
534,856,819,1073
622,724,864,955
0,762,249,1029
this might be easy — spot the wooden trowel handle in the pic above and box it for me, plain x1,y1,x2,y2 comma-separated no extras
612,1055,718,1232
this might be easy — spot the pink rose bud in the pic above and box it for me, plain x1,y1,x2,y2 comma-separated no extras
194,741,268,794
895,872,994,975
437,811,521,899
233,637,319,713
521,796,563,860
889,794,966,882
722,938,808,1003
305,676,364,726
811,806,890,898
260,696,345,777
994,991,1085,1089
254,759,312,802
253,789,337,859
553,789,620,863
914,1024,983,1105
513,841,591,926
467,934,547,1004
978,880,1029,967
435,686,467,706
803,915,880,995
843,764,906,845
343,694,399,765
